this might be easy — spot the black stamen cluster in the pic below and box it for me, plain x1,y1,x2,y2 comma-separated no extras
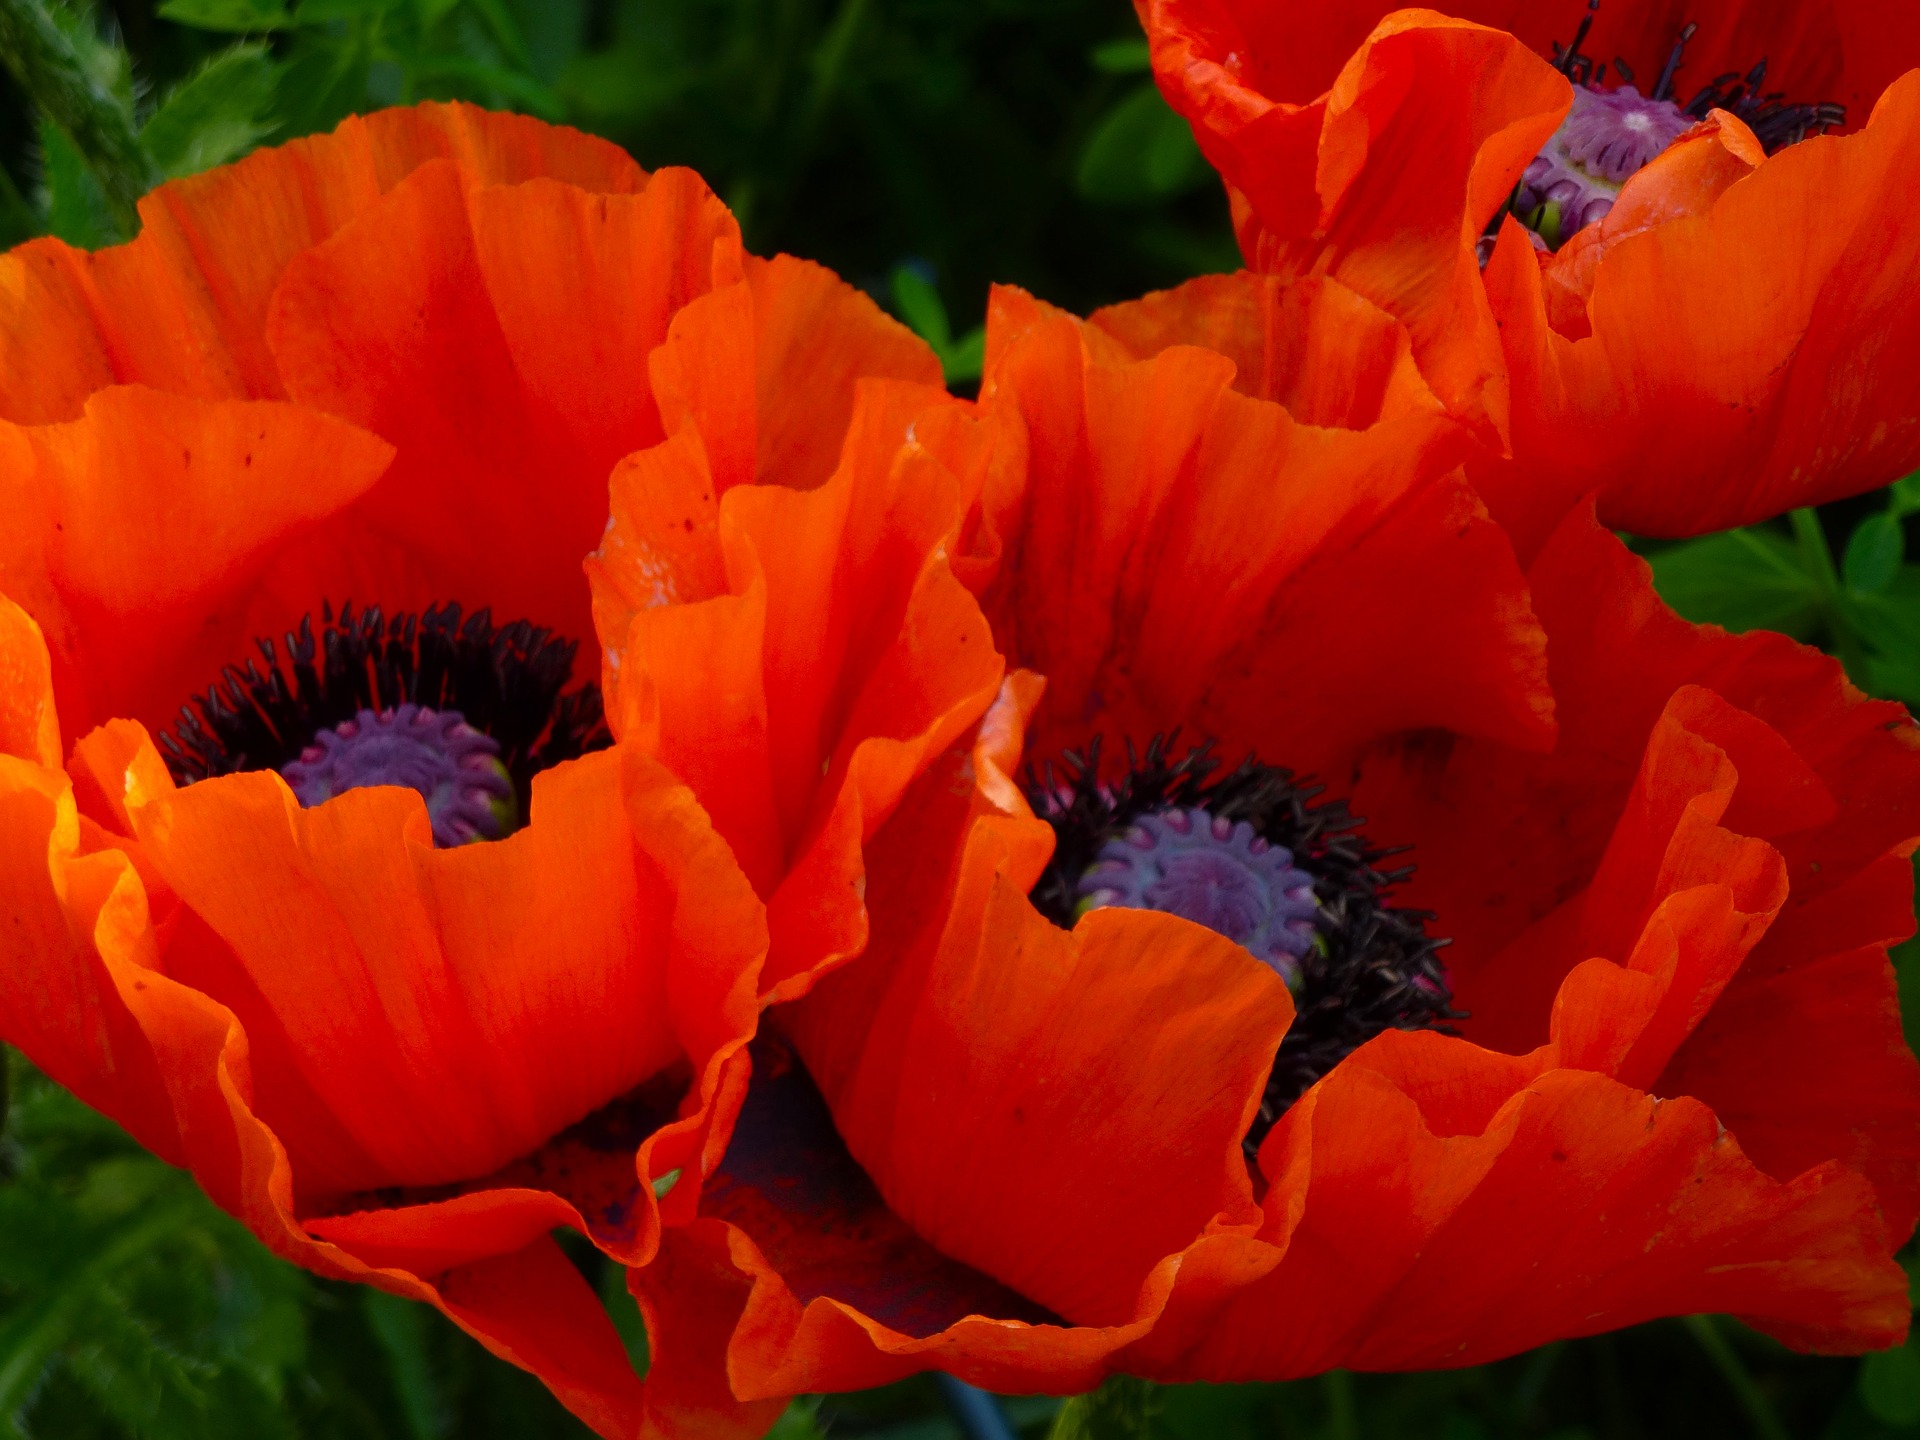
1554,1,1843,152
1025,735,1460,1156
161,601,611,818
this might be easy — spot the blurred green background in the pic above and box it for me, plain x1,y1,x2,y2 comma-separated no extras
4,2,1920,1437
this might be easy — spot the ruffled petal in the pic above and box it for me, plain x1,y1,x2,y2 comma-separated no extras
265,158,597,644
1353,505,1920,1236
1089,272,1448,426
786,741,1287,1325
976,284,1551,775
1139,3,1569,438
643,1037,1169,1400
646,253,945,498
111,735,763,1206
0,386,394,742
1481,71,1920,544
0,701,656,1434
0,101,642,425
0,592,60,768
1138,1048,1905,1377
589,369,1005,999
1536,109,1765,340
468,167,745,499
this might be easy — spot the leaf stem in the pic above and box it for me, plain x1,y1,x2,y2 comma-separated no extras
1325,1369,1360,1440
0,0,157,236
1684,1315,1792,1440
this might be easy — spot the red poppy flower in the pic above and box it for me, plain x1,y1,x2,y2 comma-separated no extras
1137,0,1920,553
590,268,1920,1421
0,101,959,1438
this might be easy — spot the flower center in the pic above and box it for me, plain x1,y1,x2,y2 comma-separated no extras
1518,86,1694,243
162,601,611,845
282,704,517,847
1077,807,1321,988
1027,736,1458,1148
1502,1,1845,251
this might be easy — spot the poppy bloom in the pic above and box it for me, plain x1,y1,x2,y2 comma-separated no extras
0,100,961,1438
1137,0,1920,554
593,267,1919,1417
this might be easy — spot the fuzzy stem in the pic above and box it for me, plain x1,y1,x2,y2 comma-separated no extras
0,0,157,235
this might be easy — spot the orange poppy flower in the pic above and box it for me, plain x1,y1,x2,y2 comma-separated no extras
585,264,1917,1421
588,269,1919,1419
1137,1,1920,553
0,101,961,1438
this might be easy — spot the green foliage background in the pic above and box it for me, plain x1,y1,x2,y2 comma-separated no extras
3,2,1920,1436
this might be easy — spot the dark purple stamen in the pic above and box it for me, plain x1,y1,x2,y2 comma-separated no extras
1077,807,1321,987
162,600,611,826
282,703,516,847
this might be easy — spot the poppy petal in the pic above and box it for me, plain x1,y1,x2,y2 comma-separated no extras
977,285,1551,773
1482,71,1920,542
1161,1049,1907,1374
626,1226,789,1439
0,592,60,768
0,386,394,741
590,376,1005,998
786,758,1287,1326
654,1041,1169,1399
266,157,601,642
645,254,945,499
1089,271,1448,426
1139,3,1569,438
0,102,642,425
118,740,758,1205
467,167,745,494
1353,505,1920,1237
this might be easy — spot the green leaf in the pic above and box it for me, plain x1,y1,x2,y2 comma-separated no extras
1090,38,1151,74
1844,512,1905,594
1861,1343,1920,1426
291,0,407,22
37,119,121,248
944,326,985,386
768,1396,827,1439
140,44,279,179
1890,468,1920,519
157,0,296,33
1646,529,1820,638
1076,84,1207,205
363,1290,448,1440
889,265,952,349
403,54,563,119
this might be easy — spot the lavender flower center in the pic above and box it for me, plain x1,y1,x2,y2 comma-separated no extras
1076,806,1320,987
281,703,517,847
1516,86,1692,242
